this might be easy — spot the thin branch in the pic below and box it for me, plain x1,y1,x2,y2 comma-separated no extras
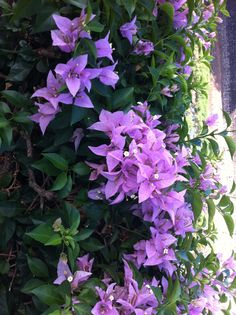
21,132,55,201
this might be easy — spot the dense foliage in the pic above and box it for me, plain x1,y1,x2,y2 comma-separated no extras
0,0,235,314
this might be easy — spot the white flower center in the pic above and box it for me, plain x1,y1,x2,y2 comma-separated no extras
109,295,114,301
67,276,73,282
133,149,138,154
124,151,130,157
163,248,169,255
154,173,159,179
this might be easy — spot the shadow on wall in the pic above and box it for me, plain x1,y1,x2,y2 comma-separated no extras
212,0,236,115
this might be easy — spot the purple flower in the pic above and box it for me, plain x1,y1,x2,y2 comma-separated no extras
54,256,92,290
98,62,119,89
55,55,99,97
174,9,188,29
91,301,118,315
183,65,192,78
134,40,154,56
204,113,218,127
32,71,72,109
77,254,94,272
74,91,94,108
54,257,73,285
161,86,173,97
71,128,84,151
92,284,119,315
95,32,114,62
174,203,194,237
51,11,95,52
30,102,60,134
203,4,214,20
120,16,137,44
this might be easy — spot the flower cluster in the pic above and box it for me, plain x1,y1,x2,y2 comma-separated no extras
87,102,195,276
31,14,119,134
91,260,159,315
88,102,187,205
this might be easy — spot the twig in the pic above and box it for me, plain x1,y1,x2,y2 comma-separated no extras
21,132,55,201
34,48,61,59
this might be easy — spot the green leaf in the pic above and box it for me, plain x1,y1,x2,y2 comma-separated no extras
72,162,90,176
13,111,31,123
1,127,13,146
223,214,234,237
51,172,68,191
224,136,236,158
111,87,134,110
0,259,10,275
26,224,55,244
74,303,92,315
208,138,220,156
167,278,181,303
21,279,45,294
32,158,61,176
45,234,62,246
75,229,94,241
63,0,88,9
0,201,22,218
1,90,30,108
218,195,231,207
27,256,49,278
160,3,174,22
190,190,203,220
64,202,80,234
43,153,68,171
0,117,9,128
0,102,11,114
223,110,232,128
187,0,195,20
32,285,64,306
87,20,104,33
11,0,42,20
121,0,137,16
80,237,104,251
57,175,72,199
71,106,89,125
206,199,215,229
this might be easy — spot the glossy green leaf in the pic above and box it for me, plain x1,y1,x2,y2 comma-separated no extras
224,136,236,158
26,224,55,244
32,285,64,306
51,172,68,191
223,214,234,237
43,153,68,171
27,256,49,278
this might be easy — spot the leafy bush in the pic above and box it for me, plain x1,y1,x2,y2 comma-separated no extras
0,0,235,314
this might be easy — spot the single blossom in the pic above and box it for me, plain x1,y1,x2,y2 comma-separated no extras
74,91,94,108
98,62,119,89
77,254,94,272
30,102,60,134
134,40,154,56
55,55,100,97
71,128,84,151
120,16,137,44
95,32,114,62
32,71,72,109
51,11,95,52
204,113,218,127
54,256,92,290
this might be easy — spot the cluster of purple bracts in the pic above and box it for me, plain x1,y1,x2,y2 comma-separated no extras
31,13,119,134
54,252,236,315
87,102,194,277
